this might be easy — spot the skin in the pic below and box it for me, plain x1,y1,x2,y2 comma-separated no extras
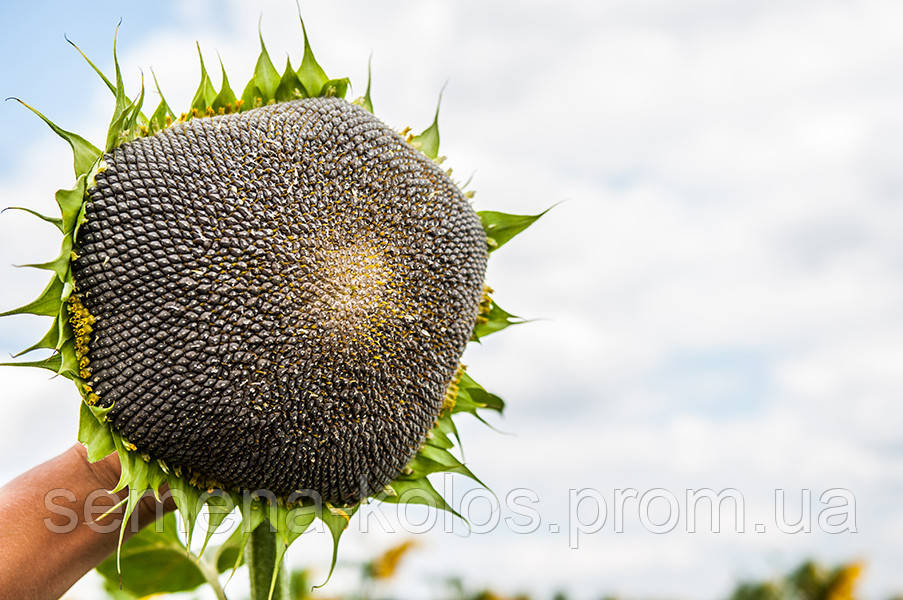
0,443,174,600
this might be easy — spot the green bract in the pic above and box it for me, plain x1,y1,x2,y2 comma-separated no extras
2,15,545,600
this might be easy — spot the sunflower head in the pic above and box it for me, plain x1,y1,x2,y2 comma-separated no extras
2,14,546,596
73,94,488,505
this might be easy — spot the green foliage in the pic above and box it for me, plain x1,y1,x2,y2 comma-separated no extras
727,560,864,600
96,512,235,598
410,87,444,159
241,30,281,107
190,44,218,113
296,16,329,97
212,60,238,112
473,300,527,341
478,206,553,252
149,69,175,131
77,402,115,462
289,569,312,599
8,99,100,177
275,58,305,102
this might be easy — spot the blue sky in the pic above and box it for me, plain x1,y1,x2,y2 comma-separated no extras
1,1,902,598
0,4,166,172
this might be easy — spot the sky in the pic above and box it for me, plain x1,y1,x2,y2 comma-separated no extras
1,0,902,598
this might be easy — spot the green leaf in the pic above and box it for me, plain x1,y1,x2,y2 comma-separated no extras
66,35,116,94
68,34,150,132
315,504,358,588
17,236,72,281
168,473,204,549
353,55,373,113
241,27,280,107
212,57,238,112
148,101,171,133
199,490,236,557
321,77,350,99
458,372,487,396
124,457,150,505
410,86,444,159
53,309,73,351
232,497,270,578
239,81,264,111
110,435,137,494
405,432,485,483
214,526,246,573
477,206,552,252
0,352,61,373
425,419,454,450
404,455,450,478
382,477,462,520
146,460,167,502
296,15,328,97
8,98,100,177
0,275,64,317
427,430,453,450
446,372,505,436
56,175,88,234
96,513,207,596
72,190,90,242
78,401,115,462
239,497,270,539
56,338,81,379
112,449,151,573
271,502,317,549
2,206,62,231
473,300,527,340
274,57,305,103
105,25,130,152
13,318,62,357
458,373,505,414
104,68,146,150
436,412,463,450
190,43,217,114
421,445,486,487
467,386,505,414
125,75,146,135
417,444,464,469
149,69,175,133
253,501,320,599
60,279,74,305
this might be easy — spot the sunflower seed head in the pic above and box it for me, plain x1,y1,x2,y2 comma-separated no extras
72,97,488,503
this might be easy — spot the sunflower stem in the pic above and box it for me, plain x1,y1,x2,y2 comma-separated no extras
197,558,228,600
247,522,288,600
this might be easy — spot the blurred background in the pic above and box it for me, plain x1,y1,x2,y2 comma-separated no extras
1,1,901,598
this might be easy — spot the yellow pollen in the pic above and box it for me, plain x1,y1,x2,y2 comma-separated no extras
441,363,467,415
67,294,99,404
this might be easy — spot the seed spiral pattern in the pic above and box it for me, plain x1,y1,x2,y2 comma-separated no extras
71,97,488,503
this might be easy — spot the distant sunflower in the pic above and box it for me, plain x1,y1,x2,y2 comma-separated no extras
2,13,544,599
